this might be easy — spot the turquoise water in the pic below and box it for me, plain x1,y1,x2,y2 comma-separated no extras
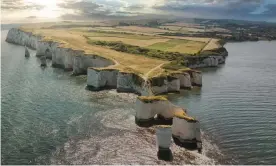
1,27,276,164
168,41,276,164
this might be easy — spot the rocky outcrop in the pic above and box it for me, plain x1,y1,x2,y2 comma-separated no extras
87,68,118,90
149,71,201,95
156,126,173,161
36,41,58,58
173,72,192,89
6,28,115,75
40,56,47,67
87,68,151,95
172,116,202,151
135,96,175,121
167,76,180,93
25,47,30,57
135,95,202,152
188,70,202,87
73,54,113,75
186,55,226,68
186,47,228,68
117,72,146,95
6,28,40,49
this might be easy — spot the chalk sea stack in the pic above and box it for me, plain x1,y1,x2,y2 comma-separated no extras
156,126,173,161
40,56,47,67
25,47,30,57
172,111,202,152
135,96,175,127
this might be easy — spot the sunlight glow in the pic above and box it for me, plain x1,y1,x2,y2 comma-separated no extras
23,0,62,18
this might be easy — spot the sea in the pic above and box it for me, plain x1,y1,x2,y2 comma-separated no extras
1,25,276,164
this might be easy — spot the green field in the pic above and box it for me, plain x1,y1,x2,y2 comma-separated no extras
147,39,206,54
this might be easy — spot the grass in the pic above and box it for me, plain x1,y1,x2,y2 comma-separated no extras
22,27,166,76
174,110,195,121
88,36,169,47
138,95,168,102
147,39,206,54
20,22,213,79
116,26,169,33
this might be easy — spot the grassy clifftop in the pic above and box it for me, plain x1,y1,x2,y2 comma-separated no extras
19,21,221,78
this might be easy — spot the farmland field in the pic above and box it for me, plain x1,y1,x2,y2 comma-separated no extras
147,39,206,54
115,26,169,33
88,36,170,47
159,26,182,31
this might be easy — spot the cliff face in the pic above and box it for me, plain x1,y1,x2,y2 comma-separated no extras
172,117,202,150
87,68,118,90
6,28,115,75
186,47,228,68
135,98,175,120
174,73,192,89
149,71,202,95
6,28,40,49
6,28,203,95
186,55,226,68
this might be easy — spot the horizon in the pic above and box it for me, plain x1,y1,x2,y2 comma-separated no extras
1,0,276,24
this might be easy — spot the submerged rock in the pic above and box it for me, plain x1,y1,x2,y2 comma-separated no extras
25,46,30,57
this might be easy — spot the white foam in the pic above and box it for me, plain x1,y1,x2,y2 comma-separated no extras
51,105,223,164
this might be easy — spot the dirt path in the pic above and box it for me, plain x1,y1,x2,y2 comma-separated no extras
143,63,165,80
200,38,213,53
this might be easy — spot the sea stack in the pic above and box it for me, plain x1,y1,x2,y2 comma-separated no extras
25,46,30,57
40,56,47,67
45,48,52,59
156,125,173,161
135,96,174,127
172,111,202,152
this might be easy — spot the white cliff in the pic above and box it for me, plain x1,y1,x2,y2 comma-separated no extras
149,71,201,95
87,68,118,90
187,55,226,68
135,96,175,121
167,76,180,93
6,28,39,49
172,116,202,151
73,54,114,75
117,72,146,95
6,28,203,96
36,41,57,58
189,70,202,87
6,28,115,75
156,126,172,149
174,72,192,89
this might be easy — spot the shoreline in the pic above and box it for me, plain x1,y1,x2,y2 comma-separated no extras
4,27,228,164
5,28,208,96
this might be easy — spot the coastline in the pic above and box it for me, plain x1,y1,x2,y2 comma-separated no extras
4,27,229,164
6,28,210,96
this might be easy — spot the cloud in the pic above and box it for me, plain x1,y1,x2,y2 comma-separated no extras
1,0,44,10
1,0,275,22
124,4,146,10
152,0,275,20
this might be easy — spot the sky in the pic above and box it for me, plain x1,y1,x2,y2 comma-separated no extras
1,0,276,23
